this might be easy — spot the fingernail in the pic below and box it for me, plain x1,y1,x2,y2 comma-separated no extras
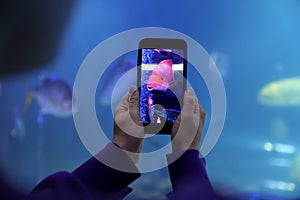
129,86,136,95
129,86,139,102
186,88,194,95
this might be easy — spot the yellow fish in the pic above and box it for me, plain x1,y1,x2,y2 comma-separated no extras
259,77,300,106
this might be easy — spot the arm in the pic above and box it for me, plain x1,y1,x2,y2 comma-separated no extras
28,143,141,200
167,89,215,199
166,150,215,200
72,142,141,199
28,87,144,200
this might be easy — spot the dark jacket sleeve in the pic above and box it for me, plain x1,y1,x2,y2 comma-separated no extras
27,143,141,200
166,150,216,200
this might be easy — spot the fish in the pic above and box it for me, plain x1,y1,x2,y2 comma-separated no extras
23,75,75,123
147,59,174,92
258,77,300,106
99,55,136,106
153,49,172,56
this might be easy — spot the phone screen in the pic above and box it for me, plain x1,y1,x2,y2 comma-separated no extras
138,39,187,134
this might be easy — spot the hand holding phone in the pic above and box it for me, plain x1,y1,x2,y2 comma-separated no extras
113,87,144,163
171,89,206,152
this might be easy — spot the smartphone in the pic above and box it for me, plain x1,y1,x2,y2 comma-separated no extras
137,38,187,134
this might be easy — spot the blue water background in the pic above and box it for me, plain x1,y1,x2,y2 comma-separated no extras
1,0,300,199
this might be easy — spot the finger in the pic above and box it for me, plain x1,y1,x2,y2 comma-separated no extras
128,86,139,109
194,99,206,121
128,86,142,124
194,97,203,116
173,88,196,137
114,91,130,114
171,113,181,139
116,86,137,113
181,88,196,118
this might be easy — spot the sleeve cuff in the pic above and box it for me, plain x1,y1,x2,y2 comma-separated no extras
72,143,141,198
166,149,205,166
166,150,215,199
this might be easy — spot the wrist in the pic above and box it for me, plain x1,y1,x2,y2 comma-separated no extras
171,144,199,153
112,142,140,163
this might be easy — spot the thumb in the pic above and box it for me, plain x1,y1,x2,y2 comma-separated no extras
128,86,139,108
115,92,130,114
181,88,196,119
128,86,142,125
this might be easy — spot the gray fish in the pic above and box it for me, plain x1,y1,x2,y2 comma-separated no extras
99,55,136,106
23,75,75,120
